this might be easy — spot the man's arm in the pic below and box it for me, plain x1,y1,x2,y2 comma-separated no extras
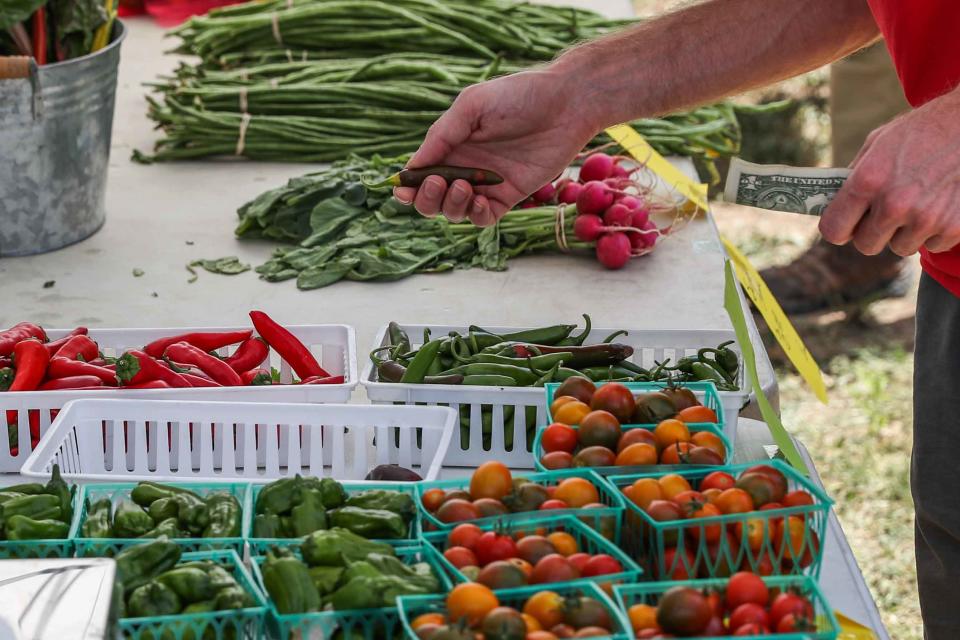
396,0,880,225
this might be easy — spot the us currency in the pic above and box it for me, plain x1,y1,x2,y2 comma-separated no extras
724,158,850,216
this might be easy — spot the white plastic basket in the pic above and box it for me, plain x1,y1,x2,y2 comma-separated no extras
362,324,747,468
21,399,456,483
1,324,356,472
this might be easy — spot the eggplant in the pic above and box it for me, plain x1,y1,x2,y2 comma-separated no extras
364,464,423,482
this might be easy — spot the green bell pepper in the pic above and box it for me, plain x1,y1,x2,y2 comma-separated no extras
253,513,282,538
171,492,209,536
139,517,183,539
81,499,114,538
254,477,300,515
182,600,216,614
329,575,432,610
0,492,26,505
302,477,347,509
301,528,396,567
127,581,182,617
115,537,182,594
1,494,60,523
202,493,241,538
114,500,154,538
147,497,178,523
289,489,327,537
157,567,214,604
340,560,380,584
4,515,69,540
343,490,415,522
328,507,407,539
130,481,196,507
260,548,319,614
206,563,239,591
213,585,254,610
307,566,343,595
44,464,74,525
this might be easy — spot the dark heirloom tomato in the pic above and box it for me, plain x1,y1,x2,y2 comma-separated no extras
743,464,788,502
437,499,480,523
541,451,575,470
617,428,658,452
531,554,580,584
477,561,527,589
515,535,557,565
555,376,596,404
656,586,711,636
578,411,622,450
590,383,636,422
574,446,617,468
563,596,613,630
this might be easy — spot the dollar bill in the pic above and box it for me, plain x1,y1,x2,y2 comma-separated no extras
724,158,850,216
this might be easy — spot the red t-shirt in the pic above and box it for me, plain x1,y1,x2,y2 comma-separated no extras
867,0,960,295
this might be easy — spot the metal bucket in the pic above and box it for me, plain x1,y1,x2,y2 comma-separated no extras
0,22,126,257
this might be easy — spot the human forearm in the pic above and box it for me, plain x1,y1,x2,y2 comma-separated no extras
555,0,880,130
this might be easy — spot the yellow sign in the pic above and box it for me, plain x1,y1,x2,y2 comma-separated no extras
604,124,709,211
724,261,809,475
818,612,879,640
722,239,828,404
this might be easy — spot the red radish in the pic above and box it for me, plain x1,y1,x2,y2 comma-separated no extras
628,231,653,251
574,214,606,242
610,162,631,179
532,182,557,203
580,153,615,182
558,181,583,204
630,207,650,228
576,181,614,216
617,195,643,210
603,203,632,227
596,232,631,269
520,200,538,209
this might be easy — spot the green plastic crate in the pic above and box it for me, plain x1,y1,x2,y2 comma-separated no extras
72,482,250,557
614,575,839,639
251,544,452,640
397,579,631,639
609,460,833,580
415,468,625,541
422,513,642,586
246,481,420,557
118,549,268,640
545,380,726,431
0,486,81,559
532,421,733,474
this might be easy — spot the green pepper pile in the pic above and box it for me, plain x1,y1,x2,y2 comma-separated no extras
253,475,415,541
0,464,75,542
80,482,242,540
260,529,441,615
113,537,256,619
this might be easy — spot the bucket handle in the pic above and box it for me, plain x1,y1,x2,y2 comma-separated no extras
0,56,42,120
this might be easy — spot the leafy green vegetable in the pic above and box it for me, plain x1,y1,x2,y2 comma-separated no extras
49,0,108,60
0,0,45,32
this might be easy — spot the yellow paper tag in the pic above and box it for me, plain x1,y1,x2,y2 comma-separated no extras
818,611,879,640
721,238,828,404
604,124,709,211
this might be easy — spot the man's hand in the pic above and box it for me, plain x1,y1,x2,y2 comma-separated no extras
820,86,960,256
393,68,601,226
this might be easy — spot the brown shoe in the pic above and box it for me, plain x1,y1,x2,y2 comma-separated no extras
759,238,908,314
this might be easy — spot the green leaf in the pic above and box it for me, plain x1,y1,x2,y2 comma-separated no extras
189,256,251,276
0,0,46,33
49,0,108,59
297,259,358,290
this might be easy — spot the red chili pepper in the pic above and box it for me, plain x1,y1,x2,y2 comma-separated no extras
31,7,46,65
43,328,89,357
180,373,222,388
300,375,345,385
143,330,253,359
122,380,174,389
163,342,242,386
47,357,118,385
115,351,191,387
5,410,40,443
39,376,105,391
250,311,330,380
9,340,49,391
224,337,270,373
240,368,273,386
0,323,47,357
54,335,99,362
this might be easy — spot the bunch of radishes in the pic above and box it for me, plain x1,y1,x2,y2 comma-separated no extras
520,152,662,270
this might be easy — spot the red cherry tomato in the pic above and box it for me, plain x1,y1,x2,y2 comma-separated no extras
733,622,771,635
769,592,815,628
729,603,769,630
443,546,478,569
700,471,736,492
542,423,579,453
540,499,569,510
580,554,623,577
447,523,483,550
726,572,770,609
473,531,518,566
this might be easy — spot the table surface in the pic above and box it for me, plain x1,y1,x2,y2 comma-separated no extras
0,4,884,638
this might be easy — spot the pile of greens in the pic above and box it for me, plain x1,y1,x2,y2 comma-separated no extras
0,0,114,63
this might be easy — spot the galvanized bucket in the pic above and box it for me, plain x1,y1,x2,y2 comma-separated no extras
0,22,126,257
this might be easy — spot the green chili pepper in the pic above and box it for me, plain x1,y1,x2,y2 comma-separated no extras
301,528,395,566
215,585,255,610
470,352,571,370
1,482,45,495
690,361,727,385
437,363,539,385
469,324,576,345
44,464,74,525
387,322,411,356
602,329,628,343
344,490,415,522
130,481,197,507
399,339,443,384
2,494,61,523
0,492,26,505
4,515,69,540
558,314,592,346
328,507,407,539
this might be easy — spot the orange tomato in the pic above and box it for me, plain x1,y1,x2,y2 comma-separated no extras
736,516,771,552
653,419,691,449
446,583,498,625
614,442,658,466
554,477,599,508
688,502,723,544
522,613,544,631
509,557,534,579
691,431,726,457
523,590,565,628
547,531,579,556
627,603,658,632
470,461,513,500
678,405,719,423
775,515,817,567
659,441,695,465
411,613,446,630
628,478,663,510
421,488,446,513
552,401,592,426
716,488,755,515
657,473,693,500
550,395,578,416
702,488,723,505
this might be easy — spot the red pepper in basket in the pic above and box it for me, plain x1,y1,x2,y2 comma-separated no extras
240,368,272,386
47,357,118,385
300,375,345,385
43,328,88,357
122,380,174,389
180,372,222,387
224,337,269,373
249,310,330,380
9,340,49,391
143,330,253,359
0,323,47,357
115,351,191,387
163,342,242,386
39,376,104,390
54,335,99,362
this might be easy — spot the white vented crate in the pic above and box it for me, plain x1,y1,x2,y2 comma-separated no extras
362,324,747,468
22,399,456,483
1,324,356,472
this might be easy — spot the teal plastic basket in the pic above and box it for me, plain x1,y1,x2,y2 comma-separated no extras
0,486,81,559
614,575,839,639
397,579,631,639
246,481,420,556
72,482,250,557
251,544,452,640
422,513,642,587
117,548,268,640
532,421,733,474
416,468,625,542
609,460,833,580
545,380,725,431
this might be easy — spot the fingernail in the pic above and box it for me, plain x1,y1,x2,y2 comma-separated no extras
471,199,485,215
424,178,442,198
450,185,468,204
